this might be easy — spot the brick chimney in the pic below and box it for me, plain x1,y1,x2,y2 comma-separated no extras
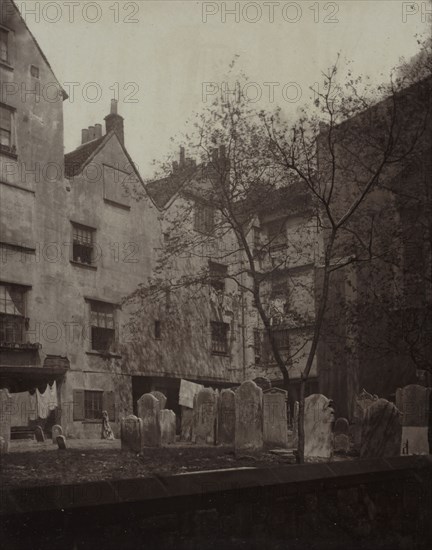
95,123,102,139
104,99,124,145
88,126,96,140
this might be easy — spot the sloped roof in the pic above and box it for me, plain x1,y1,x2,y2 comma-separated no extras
146,166,203,208
64,136,105,177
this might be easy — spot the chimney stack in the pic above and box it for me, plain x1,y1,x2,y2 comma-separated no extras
81,128,89,144
104,99,124,145
95,123,102,139
88,126,96,141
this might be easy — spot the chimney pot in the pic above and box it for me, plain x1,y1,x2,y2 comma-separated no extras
95,123,102,139
88,126,96,140
172,160,179,172
104,101,124,145
211,148,219,163
110,99,118,115
81,128,89,144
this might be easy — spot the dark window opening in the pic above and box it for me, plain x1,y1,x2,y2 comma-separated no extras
253,328,261,365
271,327,290,350
84,390,103,420
194,203,214,234
154,320,161,339
0,284,26,343
211,321,229,355
266,219,287,251
30,65,39,78
209,261,227,292
0,29,8,63
0,105,12,152
72,224,94,265
90,301,116,352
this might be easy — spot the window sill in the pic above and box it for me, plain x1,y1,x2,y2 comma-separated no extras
0,60,14,71
0,149,18,160
86,350,122,359
70,260,97,271
211,351,230,357
103,198,131,211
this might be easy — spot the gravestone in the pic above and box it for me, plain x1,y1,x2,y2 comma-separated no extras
396,384,431,455
0,389,12,454
159,410,176,445
34,425,45,442
121,415,143,452
137,393,161,447
235,380,263,453
263,388,288,448
180,406,194,441
304,394,335,459
352,390,378,451
56,435,66,450
334,417,350,454
150,391,167,410
218,389,235,445
194,388,217,445
52,424,63,443
360,399,402,458
253,377,272,391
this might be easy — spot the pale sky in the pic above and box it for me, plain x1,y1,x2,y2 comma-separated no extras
17,0,431,177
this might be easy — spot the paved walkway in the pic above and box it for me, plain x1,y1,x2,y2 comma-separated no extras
9,438,121,453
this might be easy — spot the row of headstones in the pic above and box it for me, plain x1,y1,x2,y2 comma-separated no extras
289,384,432,459
121,392,176,451
352,384,431,457
187,381,289,452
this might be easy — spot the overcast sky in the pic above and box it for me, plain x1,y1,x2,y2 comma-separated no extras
18,0,430,177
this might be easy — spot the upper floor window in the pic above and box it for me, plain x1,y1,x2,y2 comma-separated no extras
209,261,227,292
0,104,14,154
72,223,95,265
266,219,287,251
0,29,8,63
30,65,40,78
271,327,290,350
194,203,214,234
154,320,161,339
211,321,229,355
89,300,116,352
0,283,26,343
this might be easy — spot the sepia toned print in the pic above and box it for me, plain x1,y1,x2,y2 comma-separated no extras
0,1,431,548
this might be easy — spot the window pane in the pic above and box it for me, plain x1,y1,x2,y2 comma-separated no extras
0,29,8,62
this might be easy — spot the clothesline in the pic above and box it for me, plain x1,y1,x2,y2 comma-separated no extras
10,381,58,426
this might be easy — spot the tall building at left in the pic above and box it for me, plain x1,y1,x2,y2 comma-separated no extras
0,0,161,438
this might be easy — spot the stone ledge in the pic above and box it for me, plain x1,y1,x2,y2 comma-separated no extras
1,455,431,517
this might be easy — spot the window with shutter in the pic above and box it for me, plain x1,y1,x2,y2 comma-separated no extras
73,389,85,421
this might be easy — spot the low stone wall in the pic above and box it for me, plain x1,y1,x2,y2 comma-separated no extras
1,456,431,549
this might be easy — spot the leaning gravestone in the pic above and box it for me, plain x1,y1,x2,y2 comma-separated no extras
121,415,143,452
352,390,378,451
218,389,235,445
56,435,66,450
263,388,288,448
137,393,161,447
195,388,217,445
396,384,431,455
360,399,402,458
334,417,350,454
51,424,63,443
159,409,176,445
34,425,45,442
304,394,335,459
235,380,263,453
0,389,12,454
150,391,167,410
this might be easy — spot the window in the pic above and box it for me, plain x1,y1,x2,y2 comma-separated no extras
211,321,229,355
0,29,8,63
253,328,261,365
90,301,116,352
84,390,103,420
30,65,39,78
0,284,26,343
0,105,13,152
154,320,161,339
266,219,287,251
272,327,290,350
72,223,95,265
271,277,287,298
209,261,227,292
194,203,214,234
